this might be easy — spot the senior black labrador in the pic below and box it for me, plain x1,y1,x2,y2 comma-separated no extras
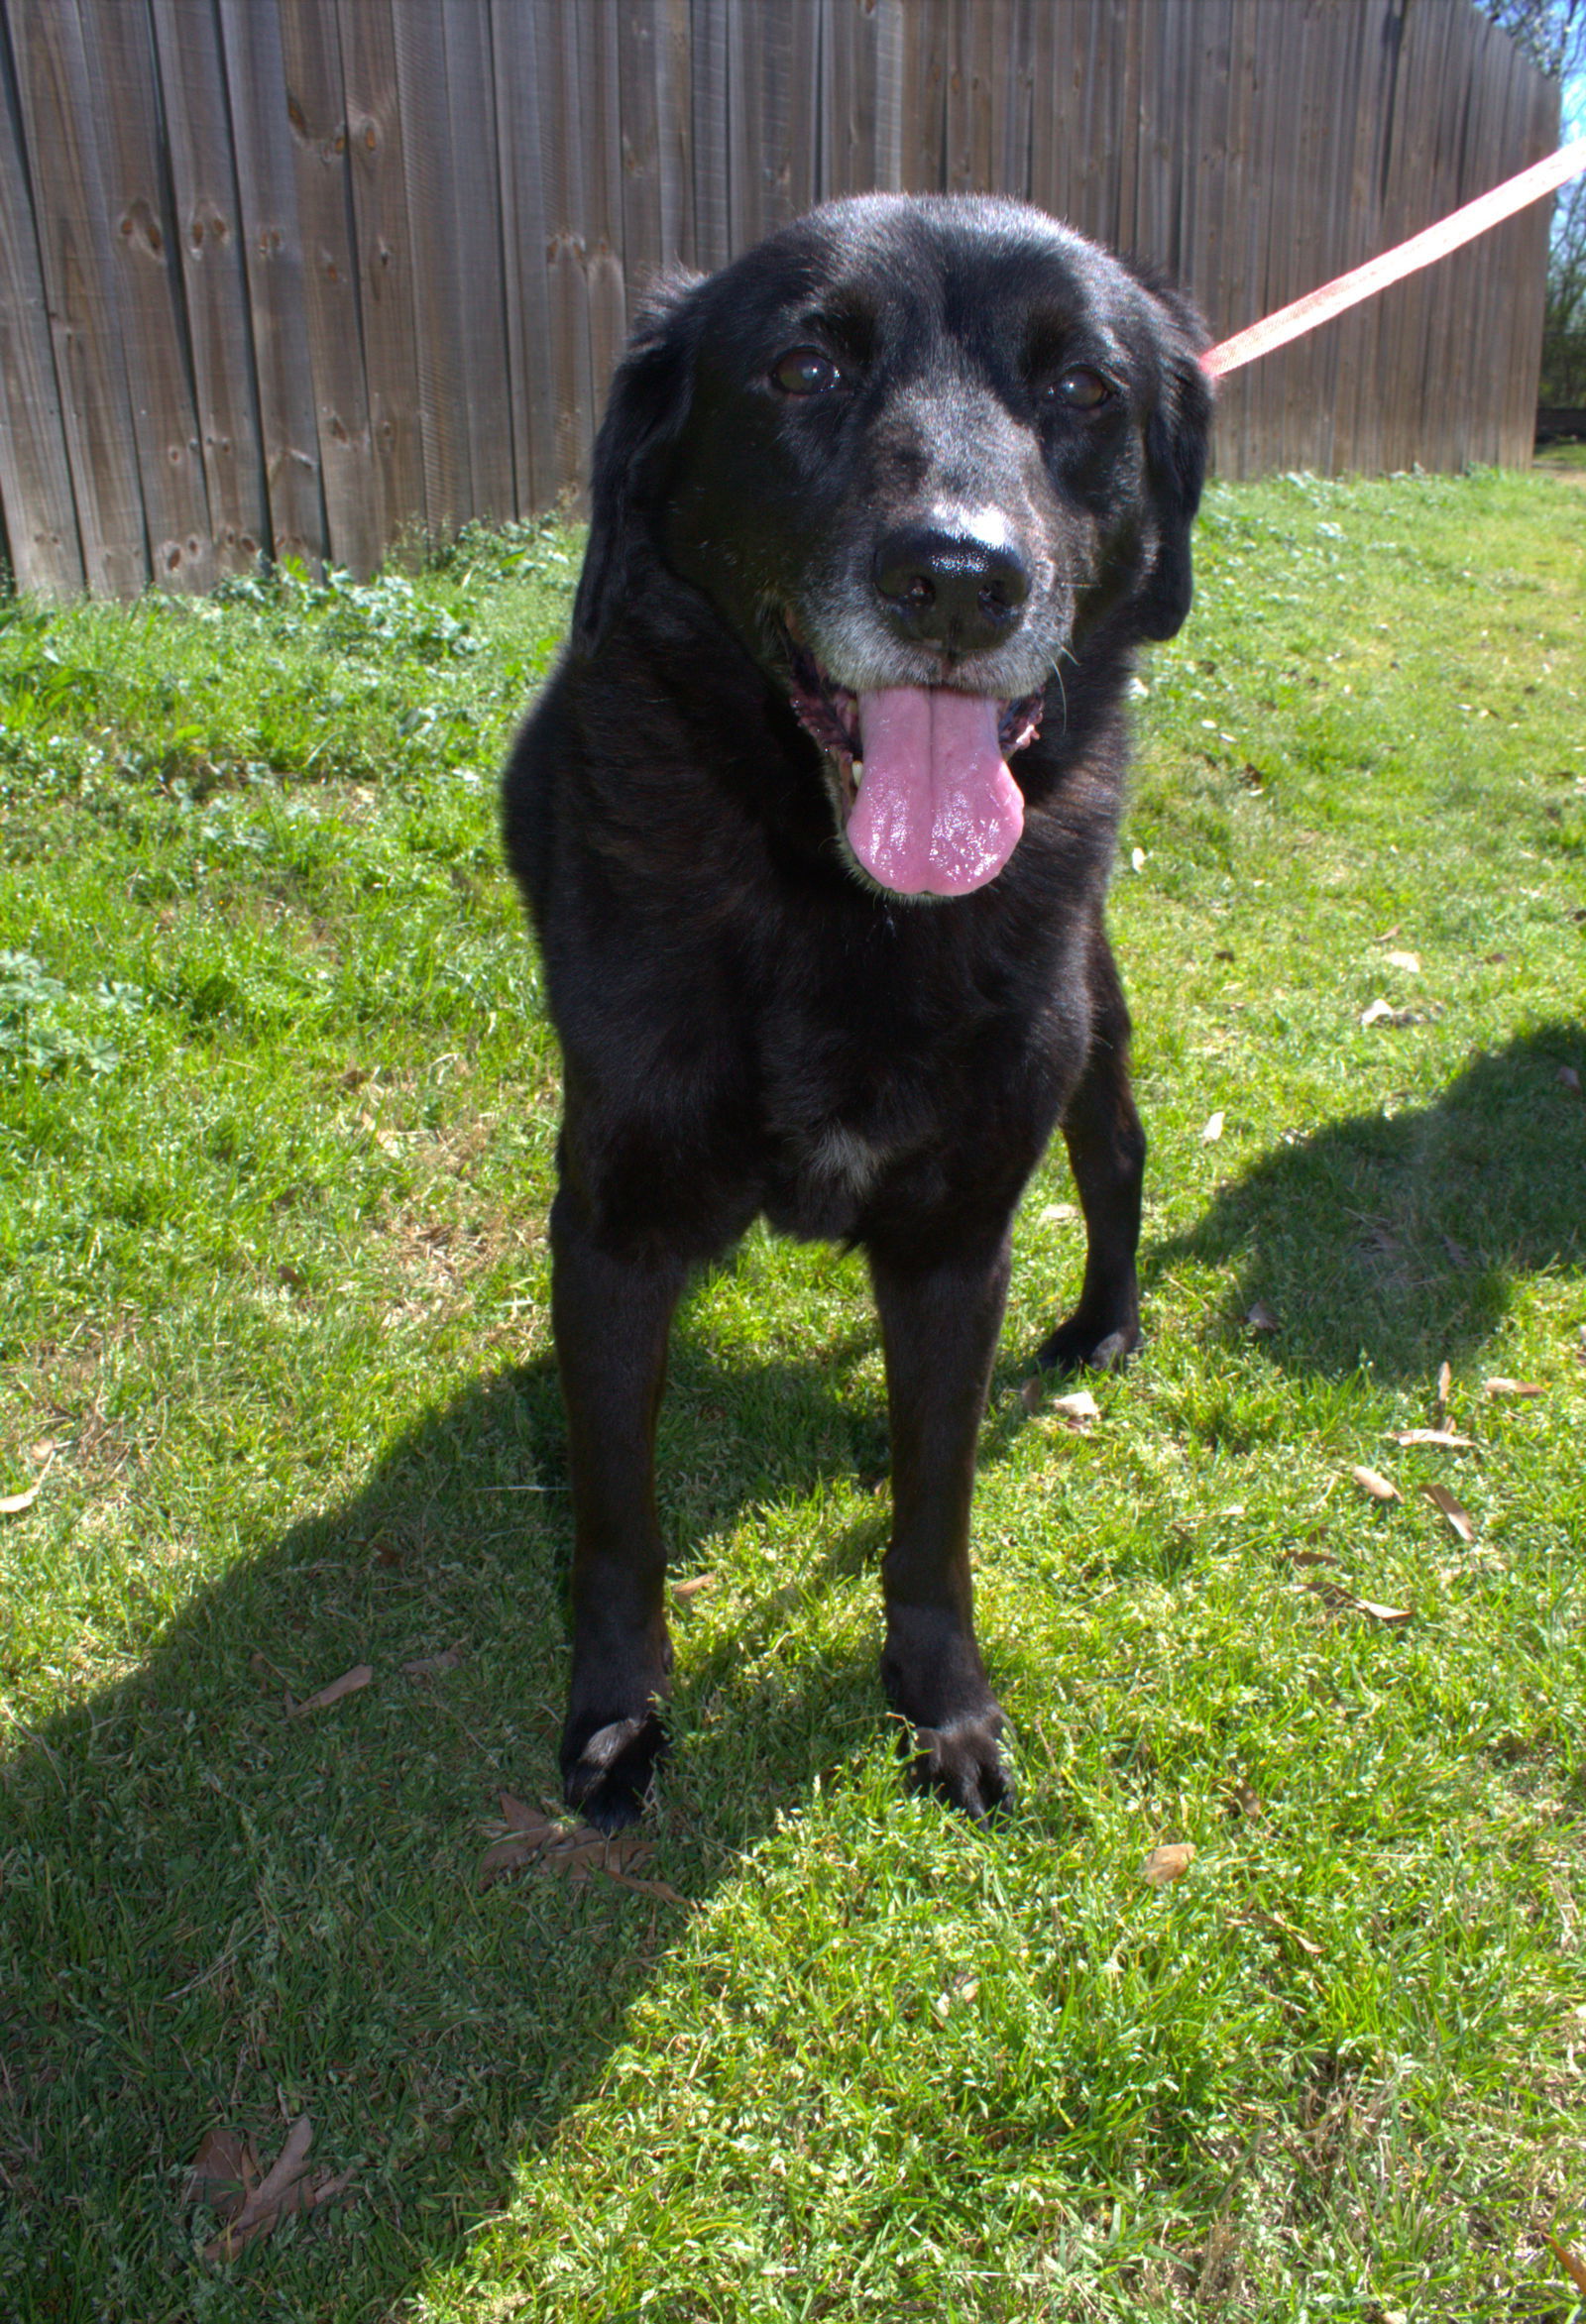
504,193,1212,1828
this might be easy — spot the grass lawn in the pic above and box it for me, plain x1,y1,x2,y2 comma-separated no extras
1,467,1583,2323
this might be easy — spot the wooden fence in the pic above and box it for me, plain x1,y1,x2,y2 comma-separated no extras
0,0,1561,599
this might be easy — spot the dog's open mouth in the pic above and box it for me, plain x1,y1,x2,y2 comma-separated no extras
784,633,1043,898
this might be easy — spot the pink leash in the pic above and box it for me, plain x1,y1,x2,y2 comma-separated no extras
1202,135,1586,378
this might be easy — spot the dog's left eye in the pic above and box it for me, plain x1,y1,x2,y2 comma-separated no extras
1043,366,1113,411
772,347,843,396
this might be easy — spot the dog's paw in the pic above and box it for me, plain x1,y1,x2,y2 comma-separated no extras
1032,1313,1140,1378
560,1708,667,1833
907,1715,1016,1823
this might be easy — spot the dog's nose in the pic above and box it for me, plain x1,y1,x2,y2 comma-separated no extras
871,521,1032,654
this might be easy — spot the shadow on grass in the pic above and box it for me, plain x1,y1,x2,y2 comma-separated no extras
1141,1021,1584,1381
0,1340,912,2321
3,1026,1580,2316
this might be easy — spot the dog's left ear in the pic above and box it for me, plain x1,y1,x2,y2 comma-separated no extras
1132,285,1214,643
572,271,702,653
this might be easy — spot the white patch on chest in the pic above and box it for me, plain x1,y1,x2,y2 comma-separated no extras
808,1123,887,1197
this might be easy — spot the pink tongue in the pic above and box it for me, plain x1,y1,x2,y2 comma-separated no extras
848,688,1024,897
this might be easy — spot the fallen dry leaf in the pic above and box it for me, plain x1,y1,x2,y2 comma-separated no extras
0,1448,55,1515
193,2116,353,2262
1254,1910,1323,1959
1143,1841,1194,1886
1390,1428,1475,1450
1360,997,1399,1027
1351,1466,1402,1504
1245,1300,1279,1335
1557,1065,1582,1095
1044,1388,1101,1431
1384,949,1421,973
1434,1359,1452,1424
671,1573,717,1602
1343,1594,1414,1626
185,2127,258,2218
1543,2227,1586,2297
1422,1483,1476,1543
478,1793,684,1901
401,1646,464,1679
1038,1200,1078,1226
1201,1110,1225,1143
1484,1377,1545,1399
287,1664,374,1717
1288,1546,1341,1570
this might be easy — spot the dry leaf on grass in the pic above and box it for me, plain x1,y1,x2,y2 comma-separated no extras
286,1665,374,1717
1042,1388,1101,1432
1557,1065,1582,1095
1359,997,1410,1028
1384,949,1421,973
1143,1841,1194,1886
1351,1466,1402,1504
1485,1377,1545,1399
401,1647,464,1679
1253,1911,1323,1960
1390,1428,1475,1450
1422,1483,1476,1543
478,1793,685,1903
1434,1359,1452,1424
1201,1110,1225,1143
1020,1378,1102,1422
0,1448,55,1515
671,1573,717,1602
185,2127,258,2216
189,2116,353,2262
1244,1300,1279,1335
1543,2227,1586,2296
1342,1594,1413,1626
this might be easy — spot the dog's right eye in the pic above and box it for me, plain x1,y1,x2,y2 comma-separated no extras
772,347,843,396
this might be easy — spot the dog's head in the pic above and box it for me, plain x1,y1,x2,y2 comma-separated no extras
575,194,1212,900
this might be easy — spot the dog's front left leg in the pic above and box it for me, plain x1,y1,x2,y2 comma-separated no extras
869,1231,1015,1821
550,1187,686,1831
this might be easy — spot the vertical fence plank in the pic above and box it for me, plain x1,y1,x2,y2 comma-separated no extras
581,0,627,430
6,0,147,594
0,11,82,595
691,0,732,273
533,1,597,507
217,0,327,573
491,0,556,515
80,0,213,591
900,0,950,192
620,0,695,315
338,0,428,542
440,0,514,522
277,0,379,575
150,0,271,578
392,0,468,537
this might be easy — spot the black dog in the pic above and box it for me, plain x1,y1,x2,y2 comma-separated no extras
503,193,1211,1828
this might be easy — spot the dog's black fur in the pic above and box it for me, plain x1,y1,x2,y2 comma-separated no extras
503,193,1212,1828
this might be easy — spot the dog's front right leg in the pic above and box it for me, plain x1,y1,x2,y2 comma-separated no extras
550,1185,686,1831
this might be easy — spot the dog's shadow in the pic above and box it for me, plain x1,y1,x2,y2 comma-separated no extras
1138,1021,1583,1383
5,1026,1580,2308
1,1335,907,2313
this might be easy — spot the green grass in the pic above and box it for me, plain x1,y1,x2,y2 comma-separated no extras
1,471,1583,2323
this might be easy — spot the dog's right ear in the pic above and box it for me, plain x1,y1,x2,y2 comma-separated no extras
572,272,701,653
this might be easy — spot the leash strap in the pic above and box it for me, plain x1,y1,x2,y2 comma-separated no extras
1202,136,1586,378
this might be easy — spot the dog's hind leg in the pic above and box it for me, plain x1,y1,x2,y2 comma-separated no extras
1035,932,1145,1377
869,1231,1016,1821
549,1187,686,1831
